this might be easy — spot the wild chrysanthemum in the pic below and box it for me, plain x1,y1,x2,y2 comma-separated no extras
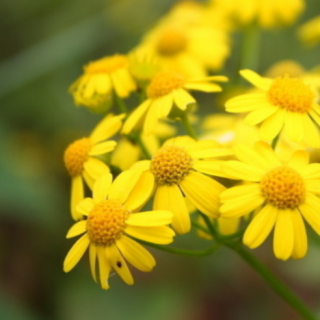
69,54,136,112
122,70,227,135
118,136,231,234
212,0,304,28
220,141,320,260
63,114,124,220
225,69,320,147
63,173,174,289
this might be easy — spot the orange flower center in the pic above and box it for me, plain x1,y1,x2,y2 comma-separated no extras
267,76,315,113
64,138,92,177
260,166,305,209
147,71,185,99
150,145,193,185
86,199,130,246
84,55,128,74
157,29,188,56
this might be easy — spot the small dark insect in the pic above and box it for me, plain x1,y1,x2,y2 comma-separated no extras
116,261,122,268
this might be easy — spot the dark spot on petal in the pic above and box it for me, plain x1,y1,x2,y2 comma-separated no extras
116,261,122,268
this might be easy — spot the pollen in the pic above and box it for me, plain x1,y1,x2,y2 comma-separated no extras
84,55,127,74
147,71,185,99
267,75,315,113
150,145,193,185
260,166,306,209
157,29,188,56
86,199,130,246
64,138,92,177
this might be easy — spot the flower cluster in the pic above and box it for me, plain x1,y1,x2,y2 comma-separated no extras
62,0,320,303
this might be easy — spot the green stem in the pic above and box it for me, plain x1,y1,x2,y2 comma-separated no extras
271,133,280,150
200,214,219,240
137,239,220,257
181,112,197,139
114,92,128,114
226,243,317,320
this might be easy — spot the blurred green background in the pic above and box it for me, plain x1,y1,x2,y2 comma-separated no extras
1,0,320,319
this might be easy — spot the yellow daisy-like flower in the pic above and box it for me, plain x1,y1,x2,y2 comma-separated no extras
63,173,174,290
63,114,124,220
220,141,320,260
225,69,320,148
69,54,136,111
122,70,227,135
298,15,320,46
119,136,231,234
212,0,304,28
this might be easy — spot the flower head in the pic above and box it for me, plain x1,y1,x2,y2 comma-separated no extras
220,141,320,260
298,15,320,47
225,69,320,147
64,173,174,289
69,55,136,111
63,114,124,220
122,71,227,135
118,136,232,234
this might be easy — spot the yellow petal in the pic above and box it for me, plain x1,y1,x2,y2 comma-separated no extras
66,220,87,239
163,135,195,148
89,141,117,156
127,210,172,227
116,236,155,272
243,205,277,248
240,69,272,90
63,234,90,272
284,112,304,142
244,104,278,126
83,157,110,181
288,150,309,170
300,163,320,180
303,114,320,148
124,171,155,211
259,109,286,140
122,99,151,134
76,197,94,216
93,173,113,202
172,88,195,111
106,245,133,285
253,141,281,167
273,209,294,261
97,246,111,290
156,94,173,118
180,172,224,218
143,102,158,135
299,194,320,234
125,225,175,244
184,82,222,92
71,176,84,220
153,184,190,234
90,114,124,144
193,160,226,178
225,94,266,113
89,243,97,282
222,160,264,181
291,209,307,259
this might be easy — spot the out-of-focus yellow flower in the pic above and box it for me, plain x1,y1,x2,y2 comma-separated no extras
134,2,230,77
69,55,136,112
298,15,320,46
225,69,320,147
220,141,320,260
64,173,174,290
117,136,232,235
122,70,227,135
63,114,124,220
211,0,304,28
201,114,260,147
112,121,176,171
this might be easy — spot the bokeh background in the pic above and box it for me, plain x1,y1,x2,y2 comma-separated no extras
1,0,320,319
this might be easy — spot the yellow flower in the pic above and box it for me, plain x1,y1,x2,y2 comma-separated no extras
63,173,174,290
298,15,320,46
118,136,231,234
69,55,136,111
225,69,320,148
212,0,304,28
122,70,227,135
220,141,320,260
63,114,124,220
134,2,230,77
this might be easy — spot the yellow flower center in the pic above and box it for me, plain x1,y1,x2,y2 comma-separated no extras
157,29,188,56
86,199,130,246
84,55,127,74
150,145,193,185
267,76,315,113
63,138,92,177
147,71,185,99
260,166,305,209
